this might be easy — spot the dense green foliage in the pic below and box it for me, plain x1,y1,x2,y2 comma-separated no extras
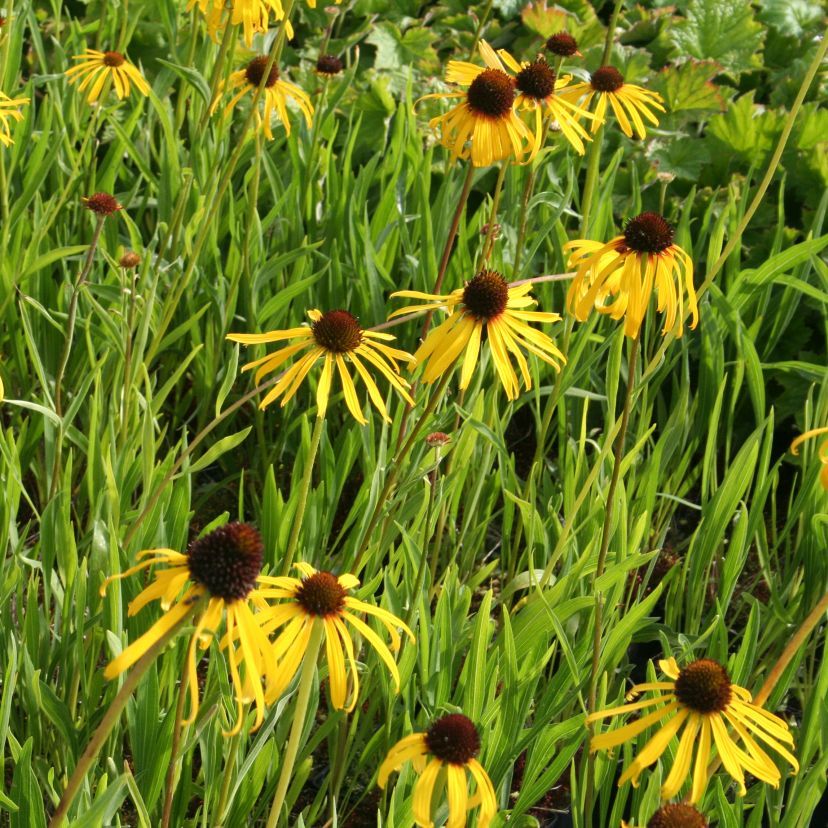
0,1,826,826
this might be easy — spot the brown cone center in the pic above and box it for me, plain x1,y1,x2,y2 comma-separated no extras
462,270,509,320
187,523,264,602
103,51,126,68
312,310,363,353
516,59,557,100
623,212,675,254
673,659,732,714
648,803,708,828
245,56,280,88
546,32,579,57
316,54,344,76
467,69,516,118
295,571,347,617
425,714,481,765
591,65,624,93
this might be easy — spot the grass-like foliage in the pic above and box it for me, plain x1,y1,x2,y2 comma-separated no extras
1,1,827,827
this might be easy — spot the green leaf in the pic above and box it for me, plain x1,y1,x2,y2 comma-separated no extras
181,428,253,475
521,0,603,46
156,58,211,106
366,22,437,72
650,138,711,180
649,60,729,113
705,92,781,164
758,0,824,38
669,0,765,75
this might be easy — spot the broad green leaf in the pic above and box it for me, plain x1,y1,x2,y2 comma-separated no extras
758,0,824,38
669,0,765,75
650,60,729,112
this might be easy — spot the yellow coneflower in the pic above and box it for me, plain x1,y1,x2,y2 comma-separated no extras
187,0,294,46
622,803,708,828
790,426,828,490
421,43,534,167
0,91,29,147
390,269,565,400
253,564,413,711
101,524,278,735
65,49,150,103
379,713,498,828
485,42,595,155
210,55,313,139
564,212,697,339
560,65,664,139
588,656,799,803
228,308,414,423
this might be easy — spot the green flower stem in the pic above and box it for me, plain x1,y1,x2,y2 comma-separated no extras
148,2,295,366
408,446,443,629
119,264,140,450
583,332,641,828
49,214,107,499
160,645,195,828
579,123,603,236
198,19,238,134
352,371,452,574
281,414,326,575
49,600,203,828
214,729,244,827
304,83,330,226
601,0,624,65
394,163,474,450
478,159,508,269
506,315,573,568
175,7,203,133
122,369,283,549
265,620,325,828
469,0,495,58
512,156,541,278
427,164,475,318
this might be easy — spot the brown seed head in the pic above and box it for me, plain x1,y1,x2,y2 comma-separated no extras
186,523,264,602
295,571,347,617
516,58,557,101
590,65,625,93
426,432,451,448
462,269,509,320
312,310,363,353
546,32,579,57
623,212,675,254
425,714,481,765
467,68,516,118
245,56,280,88
648,803,708,828
82,192,122,216
119,251,141,269
673,659,732,714
103,51,126,68
316,54,344,76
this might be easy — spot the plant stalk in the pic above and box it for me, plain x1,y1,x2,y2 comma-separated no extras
160,639,198,828
50,602,202,827
50,214,107,499
583,332,640,828
282,414,326,575
353,371,452,573
265,621,324,828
